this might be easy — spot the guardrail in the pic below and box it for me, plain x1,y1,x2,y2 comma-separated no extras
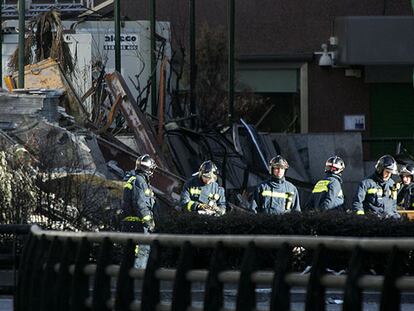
14,225,414,310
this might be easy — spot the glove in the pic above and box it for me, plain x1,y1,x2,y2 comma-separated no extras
198,203,210,211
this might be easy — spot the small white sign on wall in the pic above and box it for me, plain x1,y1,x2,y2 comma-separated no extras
344,115,365,131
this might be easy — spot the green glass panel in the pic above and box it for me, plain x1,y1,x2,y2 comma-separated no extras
370,84,414,158
237,69,297,93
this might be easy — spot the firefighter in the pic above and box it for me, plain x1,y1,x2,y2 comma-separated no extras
352,155,400,218
397,164,414,210
251,155,300,214
121,154,157,267
306,156,345,211
180,160,226,216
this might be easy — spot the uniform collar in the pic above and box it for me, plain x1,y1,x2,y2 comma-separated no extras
326,172,343,183
372,173,391,185
270,176,285,184
136,171,150,182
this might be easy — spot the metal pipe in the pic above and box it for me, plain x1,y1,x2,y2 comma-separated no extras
189,0,196,128
227,0,235,123
18,0,25,88
150,0,157,116
114,0,121,72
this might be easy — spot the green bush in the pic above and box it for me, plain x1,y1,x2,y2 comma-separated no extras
156,211,414,273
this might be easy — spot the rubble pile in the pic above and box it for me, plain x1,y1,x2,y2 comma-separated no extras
0,63,186,230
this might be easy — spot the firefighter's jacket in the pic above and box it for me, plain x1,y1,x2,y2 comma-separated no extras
397,183,414,210
180,176,226,213
122,171,155,222
251,177,300,214
306,173,344,211
352,173,399,218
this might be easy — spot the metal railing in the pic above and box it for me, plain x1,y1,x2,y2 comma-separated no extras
14,225,414,310
0,225,31,297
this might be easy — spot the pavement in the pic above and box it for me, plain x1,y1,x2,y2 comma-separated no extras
3,291,414,311
2,271,414,311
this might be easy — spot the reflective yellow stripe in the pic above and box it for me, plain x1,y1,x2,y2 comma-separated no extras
144,188,153,196
123,215,151,223
356,210,365,215
189,187,202,195
142,215,152,222
123,216,141,222
367,188,378,194
261,190,288,199
312,180,330,193
187,201,196,211
209,193,220,200
124,176,137,189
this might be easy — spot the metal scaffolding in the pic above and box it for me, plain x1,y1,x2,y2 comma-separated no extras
1,0,94,17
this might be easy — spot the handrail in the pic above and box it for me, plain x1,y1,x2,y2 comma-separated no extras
30,225,414,251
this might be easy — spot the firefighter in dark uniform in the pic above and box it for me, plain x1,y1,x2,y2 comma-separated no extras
397,164,414,210
121,154,157,232
121,154,157,268
352,155,400,218
251,155,300,214
180,160,226,216
306,156,345,211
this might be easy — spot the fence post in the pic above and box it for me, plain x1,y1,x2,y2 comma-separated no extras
379,246,404,311
55,238,76,311
92,237,113,311
270,243,292,311
29,235,49,311
70,237,91,311
141,240,162,311
236,242,257,311
16,234,36,311
304,244,327,311
115,239,138,311
40,237,62,311
343,246,364,311
171,241,193,311
204,242,225,311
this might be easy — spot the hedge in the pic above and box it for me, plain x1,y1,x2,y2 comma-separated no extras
155,211,414,273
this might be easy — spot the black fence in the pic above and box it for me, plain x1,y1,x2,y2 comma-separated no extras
12,226,414,310
0,225,31,298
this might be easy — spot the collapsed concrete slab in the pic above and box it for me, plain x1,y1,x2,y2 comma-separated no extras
0,90,61,126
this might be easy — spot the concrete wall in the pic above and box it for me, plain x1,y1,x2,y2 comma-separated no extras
266,132,365,210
